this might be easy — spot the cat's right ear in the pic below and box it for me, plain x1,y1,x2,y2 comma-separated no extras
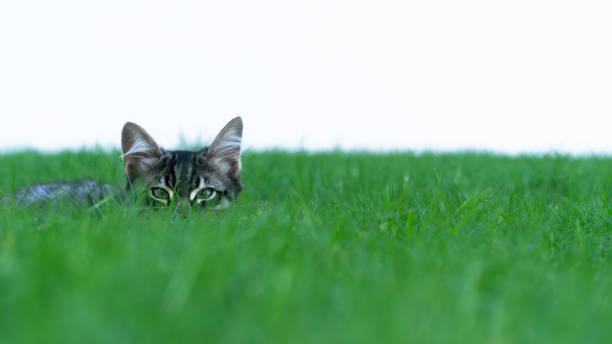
121,122,163,179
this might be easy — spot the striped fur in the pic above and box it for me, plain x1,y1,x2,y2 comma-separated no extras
121,117,243,210
9,117,244,211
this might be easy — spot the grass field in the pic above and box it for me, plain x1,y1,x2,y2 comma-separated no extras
1,149,612,343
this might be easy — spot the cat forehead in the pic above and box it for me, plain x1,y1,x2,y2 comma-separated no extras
165,149,199,159
159,150,202,180
161,150,205,166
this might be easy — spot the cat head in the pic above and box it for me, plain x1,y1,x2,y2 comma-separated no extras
121,117,243,210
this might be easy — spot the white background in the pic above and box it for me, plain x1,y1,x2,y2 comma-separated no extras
1,0,611,154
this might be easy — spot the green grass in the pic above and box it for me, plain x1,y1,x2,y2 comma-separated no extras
2,149,612,343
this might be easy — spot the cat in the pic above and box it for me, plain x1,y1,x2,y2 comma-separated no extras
122,117,243,212
7,117,243,212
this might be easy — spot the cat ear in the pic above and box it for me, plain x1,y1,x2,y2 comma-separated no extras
207,117,243,178
121,122,163,179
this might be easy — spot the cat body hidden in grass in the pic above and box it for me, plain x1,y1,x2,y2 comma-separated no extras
8,117,244,212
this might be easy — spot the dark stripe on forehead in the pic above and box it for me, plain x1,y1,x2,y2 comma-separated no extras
175,152,191,177
190,154,198,186
164,150,200,195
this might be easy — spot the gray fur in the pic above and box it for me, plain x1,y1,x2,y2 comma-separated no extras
6,117,244,211
11,180,124,208
122,117,244,211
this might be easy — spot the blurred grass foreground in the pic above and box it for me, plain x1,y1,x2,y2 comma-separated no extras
1,149,612,343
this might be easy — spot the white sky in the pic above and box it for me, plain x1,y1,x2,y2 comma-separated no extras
1,0,611,154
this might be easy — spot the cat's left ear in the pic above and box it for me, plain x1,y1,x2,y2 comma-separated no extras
206,117,243,178
121,122,163,180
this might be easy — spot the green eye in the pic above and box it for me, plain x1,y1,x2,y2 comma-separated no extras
150,187,170,201
197,188,217,202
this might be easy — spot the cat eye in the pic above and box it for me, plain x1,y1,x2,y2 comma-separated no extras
195,188,217,203
150,187,171,203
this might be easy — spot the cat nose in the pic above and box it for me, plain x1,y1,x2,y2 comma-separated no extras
173,198,192,217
